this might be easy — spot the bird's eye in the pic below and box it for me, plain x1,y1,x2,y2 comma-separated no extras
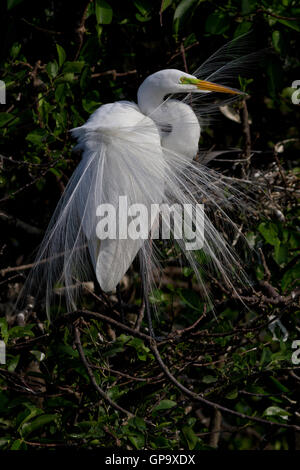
180,77,199,85
180,77,189,84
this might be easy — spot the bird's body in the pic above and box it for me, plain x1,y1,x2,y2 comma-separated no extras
70,100,164,292
23,38,254,314
69,70,210,292
151,99,200,161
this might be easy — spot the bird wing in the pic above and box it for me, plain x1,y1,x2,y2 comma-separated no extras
50,101,165,296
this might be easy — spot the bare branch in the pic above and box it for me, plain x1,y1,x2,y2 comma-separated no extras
74,326,134,418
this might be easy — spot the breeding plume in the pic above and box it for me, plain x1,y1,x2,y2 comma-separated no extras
25,36,255,314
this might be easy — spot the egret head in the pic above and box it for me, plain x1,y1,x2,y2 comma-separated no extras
137,69,243,115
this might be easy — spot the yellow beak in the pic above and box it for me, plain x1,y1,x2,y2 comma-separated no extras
195,80,242,95
180,76,243,95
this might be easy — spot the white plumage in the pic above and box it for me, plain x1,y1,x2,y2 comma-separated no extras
23,36,257,314
72,101,166,292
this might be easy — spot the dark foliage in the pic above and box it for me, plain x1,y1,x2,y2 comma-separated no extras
0,0,299,450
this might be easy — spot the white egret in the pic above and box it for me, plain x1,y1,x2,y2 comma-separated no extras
24,36,256,316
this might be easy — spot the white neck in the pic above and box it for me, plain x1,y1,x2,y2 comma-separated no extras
137,69,201,115
137,82,166,116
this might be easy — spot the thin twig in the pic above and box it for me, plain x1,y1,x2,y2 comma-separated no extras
0,160,63,204
180,43,188,73
209,409,222,448
20,18,62,35
68,308,300,431
134,298,145,331
167,41,199,64
62,310,151,343
256,8,298,21
240,99,251,169
0,210,42,236
259,247,271,282
1,260,46,277
116,284,125,323
74,0,93,60
96,365,163,384
149,341,300,432
273,145,288,198
24,441,71,447
91,69,137,79
74,326,134,418
159,0,164,26
169,305,207,339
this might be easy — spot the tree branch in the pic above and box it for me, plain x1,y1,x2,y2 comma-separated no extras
149,341,300,432
73,326,134,418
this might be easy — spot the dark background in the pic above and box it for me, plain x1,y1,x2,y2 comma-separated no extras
0,0,299,451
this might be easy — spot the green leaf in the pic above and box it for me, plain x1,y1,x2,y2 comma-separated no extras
128,432,145,449
134,0,152,16
95,0,113,25
55,83,67,104
288,231,300,249
272,30,284,54
56,72,75,83
17,404,43,431
258,222,280,246
226,388,238,399
173,0,199,36
263,406,290,421
205,13,230,35
7,354,20,372
30,350,45,362
182,425,198,450
10,43,21,59
150,435,172,449
20,414,58,438
10,439,25,450
241,0,255,15
202,375,217,384
135,12,152,22
8,325,34,339
266,58,284,99
7,0,23,10
260,347,272,366
26,129,48,147
234,21,252,38
0,318,9,344
281,262,300,292
182,266,193,277
255,264,265,281
56,44,66,67
82,98,102,114
161,0,173,13
273,244,288,266
57,344,79,358
96,24,103,39
269,376,289,393
0,392,9,414
275,19,300,32
178,288,202,311
0,113,15,127
80,66,91,89
62,61,85,74
152,399,177,412
46,60,59,78
127,337,150,361
129,416,147,431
